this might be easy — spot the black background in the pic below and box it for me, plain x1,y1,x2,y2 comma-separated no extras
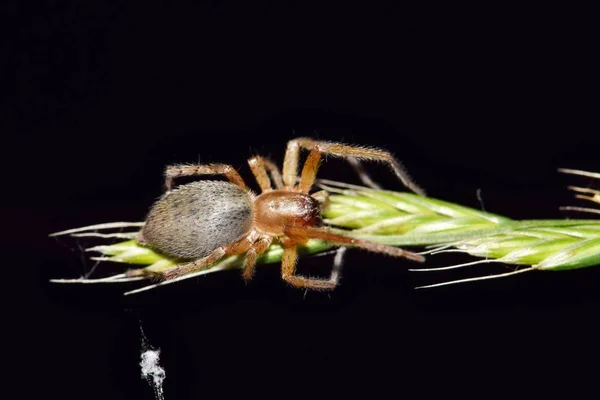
5,2,599,399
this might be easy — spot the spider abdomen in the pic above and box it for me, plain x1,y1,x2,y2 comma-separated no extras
139,180,254,260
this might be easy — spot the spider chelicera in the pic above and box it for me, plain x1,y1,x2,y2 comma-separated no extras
128,137,425,290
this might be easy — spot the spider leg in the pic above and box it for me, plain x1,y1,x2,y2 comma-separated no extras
282,137,424,195
164,163,248,192
328,246,347,286
281,243,341,290
127,235,254,281
242,235,273,281
282,139,303,188
286,226,424,262
248,156,284,192
346,156,382,189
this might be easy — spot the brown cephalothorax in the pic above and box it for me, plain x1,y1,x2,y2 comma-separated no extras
253,190,322,236
129,137,426,290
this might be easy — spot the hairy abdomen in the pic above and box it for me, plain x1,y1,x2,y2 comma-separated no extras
139,181,254,260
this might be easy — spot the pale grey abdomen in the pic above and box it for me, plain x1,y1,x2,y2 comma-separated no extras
139,181,254,260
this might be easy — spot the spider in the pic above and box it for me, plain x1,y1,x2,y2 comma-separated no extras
127,137,426,290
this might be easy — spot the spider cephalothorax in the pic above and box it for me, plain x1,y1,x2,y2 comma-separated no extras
130,137,425,290
253,190,322,235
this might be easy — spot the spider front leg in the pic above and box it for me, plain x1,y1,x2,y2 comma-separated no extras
282,137,424,195
164,163,248,192
294,226,425,262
